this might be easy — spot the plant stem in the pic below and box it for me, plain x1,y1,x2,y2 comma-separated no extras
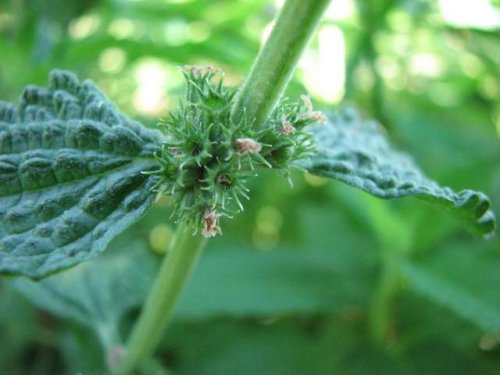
361,197,411,343
369,246,401,343
231,0,331,129
115,222,206,375
115,2,332,372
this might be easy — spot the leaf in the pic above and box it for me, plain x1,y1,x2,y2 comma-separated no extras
176,206,375,319
177,246,369,319
0,283,39,373
0,70,164,278
10,236,158,346
400,240,500,331
396,295,500,375
163,317,403,375
294,108,496,237
12,202,370,327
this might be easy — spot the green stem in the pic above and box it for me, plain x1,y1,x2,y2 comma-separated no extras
369,246,401,343
115,222,206,375
231,0,331,129
115,3,332,372
361,197,411,343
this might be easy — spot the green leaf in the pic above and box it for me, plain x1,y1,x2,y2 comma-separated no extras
164,317,403,375
294,109,496,237
396,293,500,374
400,240,500,331
10,237,158,347
0,283,39,373
0,70,164,278
176,206,375,319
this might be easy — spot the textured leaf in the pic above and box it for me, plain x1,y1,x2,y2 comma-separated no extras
294,109,496,237
0,70,164,278
10,239,158,344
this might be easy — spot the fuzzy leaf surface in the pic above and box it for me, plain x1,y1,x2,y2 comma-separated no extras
0,70,164,278
294,109,496,236
10,239,157,346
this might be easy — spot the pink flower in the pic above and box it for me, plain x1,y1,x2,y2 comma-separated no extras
300,94,326,124
234,137,262,155
280,115,296,135
202,207,222,238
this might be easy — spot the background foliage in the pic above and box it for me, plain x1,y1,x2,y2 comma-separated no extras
0,0,499,373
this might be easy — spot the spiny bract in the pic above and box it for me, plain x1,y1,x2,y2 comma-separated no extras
149,66,324,237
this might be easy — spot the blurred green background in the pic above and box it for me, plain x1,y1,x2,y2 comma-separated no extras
1,0,499,374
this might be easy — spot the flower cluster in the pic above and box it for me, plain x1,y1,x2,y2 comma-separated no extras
150,66,324,236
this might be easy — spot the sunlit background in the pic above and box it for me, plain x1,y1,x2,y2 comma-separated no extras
0,0,499,374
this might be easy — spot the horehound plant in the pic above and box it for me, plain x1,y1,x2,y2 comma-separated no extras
0,0,496,373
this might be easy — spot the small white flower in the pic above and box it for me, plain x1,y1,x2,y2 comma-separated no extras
301,94,313,112
183,65,217,77
300,94,326,124
234,137,262,155
280,115,296,136
202,207,222,238
303,111,327,124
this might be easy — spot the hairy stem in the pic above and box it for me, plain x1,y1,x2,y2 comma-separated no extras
231,0,331,129
115,222,206,375
115,2,332,372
